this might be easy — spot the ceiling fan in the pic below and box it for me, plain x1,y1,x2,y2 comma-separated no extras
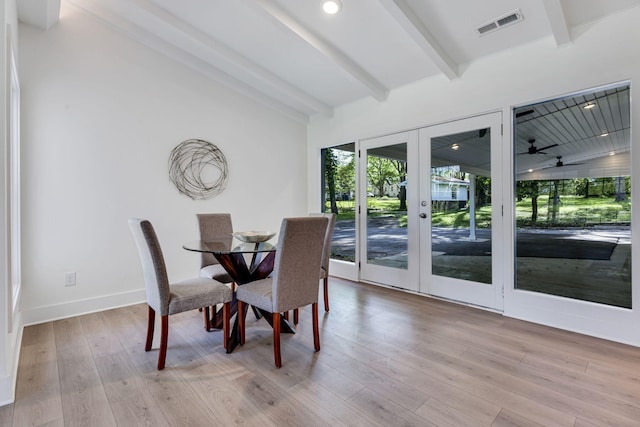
553,156,584,168
519,138,558,155
515,109,534,118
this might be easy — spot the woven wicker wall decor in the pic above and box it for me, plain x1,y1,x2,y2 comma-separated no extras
168,139,229,200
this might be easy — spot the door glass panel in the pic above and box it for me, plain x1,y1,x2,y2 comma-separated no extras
431,128,492,284
321,143,356,263
366,143,408,269
514,84,631,308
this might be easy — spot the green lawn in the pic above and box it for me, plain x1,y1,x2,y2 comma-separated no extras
431,205,492,228
515,195,631,227
325,194,630,228
326,197,404,221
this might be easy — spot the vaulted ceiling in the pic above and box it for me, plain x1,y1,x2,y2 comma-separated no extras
17,0,640,124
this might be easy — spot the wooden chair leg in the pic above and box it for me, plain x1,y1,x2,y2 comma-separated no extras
145,306,155,352
238,300,246,345
158,315,169,370
273,312,282,368
293,308,299,325
204,306,211,331
312,303,320,352
323,277,330,312
223,302,230,351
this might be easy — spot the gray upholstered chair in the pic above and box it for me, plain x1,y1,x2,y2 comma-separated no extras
236,216,328,368
197,213,234,331
290,212,336,325
197,213,234,283
128,218,233,370
311,212,337,312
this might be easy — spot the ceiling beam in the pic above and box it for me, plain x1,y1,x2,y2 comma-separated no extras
378,0,459,80
129,0,333,117
65,0,309,124
18,0,61,30
541,0,572,45
253,0,389,102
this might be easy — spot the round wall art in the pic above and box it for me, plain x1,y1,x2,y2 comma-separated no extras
168,138,229,200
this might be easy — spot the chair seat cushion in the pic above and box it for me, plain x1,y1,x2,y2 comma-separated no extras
236,278,273,312
168,277,233,315
200,264,233,283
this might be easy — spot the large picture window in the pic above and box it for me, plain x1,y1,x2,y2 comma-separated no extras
514,83,631,308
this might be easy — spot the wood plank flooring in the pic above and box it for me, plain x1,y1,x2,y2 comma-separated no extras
3,278,640,426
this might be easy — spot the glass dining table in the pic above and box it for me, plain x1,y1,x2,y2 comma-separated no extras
183,237,295,352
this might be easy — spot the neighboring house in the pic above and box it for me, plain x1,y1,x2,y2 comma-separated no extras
431,176,469,202
383,181,402,197
386,178,469,202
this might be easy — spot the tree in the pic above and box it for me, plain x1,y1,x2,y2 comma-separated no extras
367,156,399,198
516,180,540,224
392,160,408,210
550,180,560,222
475,176,491,207
575,178,590,198
324,148,339,214
335,153,355,200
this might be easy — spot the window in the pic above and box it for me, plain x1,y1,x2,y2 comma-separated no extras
514,83,631,308
321,143,355,263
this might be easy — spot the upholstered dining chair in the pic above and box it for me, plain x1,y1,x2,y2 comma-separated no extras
311,212,337,312
197,213,234,283
236,216,328,368
128,218,233,370
289,212,336,325
197,213,234,330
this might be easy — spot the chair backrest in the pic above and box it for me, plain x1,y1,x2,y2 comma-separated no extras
271,217,328,312
310,212,337,273
197,213,233,268
128,218,172,316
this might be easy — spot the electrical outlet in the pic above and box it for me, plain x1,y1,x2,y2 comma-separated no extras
64,272,76,287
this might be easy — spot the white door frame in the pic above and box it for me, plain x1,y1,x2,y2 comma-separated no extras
419,112,504,310
358,131,419,291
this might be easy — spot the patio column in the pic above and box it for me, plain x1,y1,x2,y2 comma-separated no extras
469,174,476,240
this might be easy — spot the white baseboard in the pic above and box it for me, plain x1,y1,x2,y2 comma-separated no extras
21,289,146,326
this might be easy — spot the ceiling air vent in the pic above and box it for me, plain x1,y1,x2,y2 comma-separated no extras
475,9,524,36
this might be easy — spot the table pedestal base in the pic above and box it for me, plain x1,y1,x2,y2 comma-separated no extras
203,250,294,352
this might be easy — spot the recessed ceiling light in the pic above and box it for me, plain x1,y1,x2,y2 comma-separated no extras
451,144,459,151
600,132,609,137
528,169,533,173
323,0,342,14
583,102,596,110
609,152,616,156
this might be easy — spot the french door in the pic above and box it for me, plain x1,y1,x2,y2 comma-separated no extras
418,113,504,310
358,113,503,310
358,131,419,291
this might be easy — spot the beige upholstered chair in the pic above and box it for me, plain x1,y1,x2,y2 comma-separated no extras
197,213,234,283
290,212,336,325
311,212,337,312
197,213,235,330
236,216,328,368
128,218,233,370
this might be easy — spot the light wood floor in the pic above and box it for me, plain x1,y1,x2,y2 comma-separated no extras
3,278,640,426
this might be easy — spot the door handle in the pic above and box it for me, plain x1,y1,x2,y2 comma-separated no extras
419,213,428,219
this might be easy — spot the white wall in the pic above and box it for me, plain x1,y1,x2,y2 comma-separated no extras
18,2,308,325
307,8,640,344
